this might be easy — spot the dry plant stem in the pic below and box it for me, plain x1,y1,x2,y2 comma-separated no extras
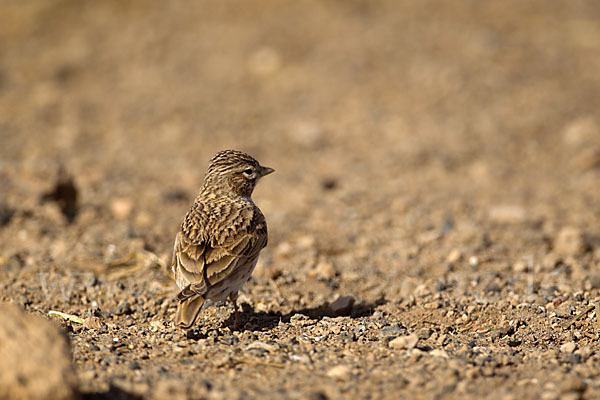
48,310,84,324
562,305,595,330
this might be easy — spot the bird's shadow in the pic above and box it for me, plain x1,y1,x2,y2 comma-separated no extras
226,296,386,332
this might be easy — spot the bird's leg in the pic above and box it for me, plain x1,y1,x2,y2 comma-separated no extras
229,292,240,329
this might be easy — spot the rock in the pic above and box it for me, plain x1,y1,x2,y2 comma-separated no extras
328,295,354,316
554,227,587,257
560,342,577,354
389,334,419,350
110,197,133,220
326,365,352,380
0,304,78,400
489,205,526,224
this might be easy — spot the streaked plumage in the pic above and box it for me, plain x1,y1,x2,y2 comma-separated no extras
172,150,273,329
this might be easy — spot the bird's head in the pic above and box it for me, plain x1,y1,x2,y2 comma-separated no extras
204,150,274,197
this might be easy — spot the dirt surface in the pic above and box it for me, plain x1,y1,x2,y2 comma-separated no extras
1,1,600,399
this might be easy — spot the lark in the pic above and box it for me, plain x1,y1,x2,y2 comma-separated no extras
171,150,274,329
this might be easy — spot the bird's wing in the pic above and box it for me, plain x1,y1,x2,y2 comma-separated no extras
173,207,268,297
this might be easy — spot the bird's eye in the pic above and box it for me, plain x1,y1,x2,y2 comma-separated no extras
243,168,254,176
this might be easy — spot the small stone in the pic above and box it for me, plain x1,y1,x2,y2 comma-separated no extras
562,116,598,147
489,205,526,224
152,378,187,400
378,324,403,340
326,365,352,380
110,197,133,220
245,341,277,353
554,227,587,257
559,376,587,394
275,241,293,258
399,279,417,299
311,260,336,280
588,274,600,289
389,334,419,350
289,354,311,364
469,256,479,267
416,328,433,340
84,317,104,330
290,313,312,326
560,342,577,354
430,349,449,358
296,235,316,249
328,295,354,316
128,361,141,370
446,248,462,264
465,367,480,380
513,260,529,273
574,346,593,361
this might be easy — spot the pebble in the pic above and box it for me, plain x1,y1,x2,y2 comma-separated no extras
446,248,462,264
430,349,449,358
245,341,277,353
326,365,352,380
416,328,433,340
512,260,529,273
562,116,597,147
559,376,587,394
554,227,587,257
110,197,134,220
328,295,354,316
560,342,577,354
488,205,526,224
469,256,479,267
289,354,311,364
128,360,141,370
377,324,404,340
311,260,336,280
389,334,418,350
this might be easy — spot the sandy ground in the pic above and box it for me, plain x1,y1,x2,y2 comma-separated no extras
1,0,600,399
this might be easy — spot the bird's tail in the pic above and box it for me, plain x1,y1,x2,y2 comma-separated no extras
175,289,205,329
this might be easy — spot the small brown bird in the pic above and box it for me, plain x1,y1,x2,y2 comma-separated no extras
172,150,274,329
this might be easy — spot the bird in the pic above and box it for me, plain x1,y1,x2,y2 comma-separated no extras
171,150,274,329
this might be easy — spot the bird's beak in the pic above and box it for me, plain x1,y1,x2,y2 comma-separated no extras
259,166,275,177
